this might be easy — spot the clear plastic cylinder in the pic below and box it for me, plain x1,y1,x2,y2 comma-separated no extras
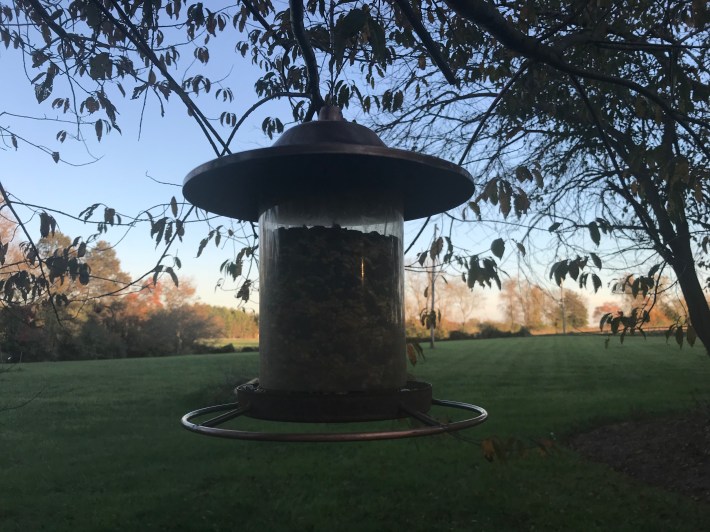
258,194,406,393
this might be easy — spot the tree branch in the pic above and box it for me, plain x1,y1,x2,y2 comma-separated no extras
458,60,530,165
391,0,457,85
98,0,227,156
445,0,710,159
240,0,291,48
289,0,324,121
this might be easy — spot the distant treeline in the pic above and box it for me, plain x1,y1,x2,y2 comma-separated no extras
0,301,258,363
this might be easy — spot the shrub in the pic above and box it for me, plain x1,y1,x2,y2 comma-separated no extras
477,323,510,339
448,330,475,341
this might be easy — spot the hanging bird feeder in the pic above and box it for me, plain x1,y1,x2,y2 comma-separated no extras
181,106,487,441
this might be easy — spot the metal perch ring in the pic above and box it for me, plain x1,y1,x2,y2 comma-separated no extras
181,398,488,443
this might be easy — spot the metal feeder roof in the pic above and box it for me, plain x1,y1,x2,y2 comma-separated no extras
183,106,474,221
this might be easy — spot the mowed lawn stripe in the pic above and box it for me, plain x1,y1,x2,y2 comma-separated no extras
2,337,710,531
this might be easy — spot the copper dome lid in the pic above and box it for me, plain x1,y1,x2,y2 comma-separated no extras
183,106,474,221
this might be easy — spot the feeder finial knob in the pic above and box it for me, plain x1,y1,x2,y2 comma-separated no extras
318,105,344,122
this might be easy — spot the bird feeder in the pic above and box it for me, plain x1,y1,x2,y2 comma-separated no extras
181,106,487,441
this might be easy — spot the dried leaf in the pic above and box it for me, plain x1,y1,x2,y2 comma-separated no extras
406,344,417,366
481,438,496,462
687,325,697,347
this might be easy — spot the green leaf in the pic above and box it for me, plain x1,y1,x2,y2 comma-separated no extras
170,196,178,217
610,317,621,334
599,312,612,331
152,265,163,285
366,17,387,63
675,325,684,348
499,182,511,218
647,263,661,278
34,64,57,103
89,52,113,80
237,280,251,302
392,90,404,111
549,260,568,286
548,222,561,232
592,274,602,293
588,221,601,246
590,252,602,269
490,238,505,259
516,242,526,256
333,8,367,65
430,236,444,260
197,238,208,258
515,166,532,182
165,266,179,287
665,324,675,343
79,263,91,285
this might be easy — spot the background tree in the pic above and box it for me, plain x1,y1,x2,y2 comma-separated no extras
441,277,483,330
561,290,589,330
499,279,524,331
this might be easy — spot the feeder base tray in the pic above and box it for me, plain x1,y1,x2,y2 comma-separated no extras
236,380,432,422
181,380,487,442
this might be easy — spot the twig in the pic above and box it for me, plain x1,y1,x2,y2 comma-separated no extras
458,60,530,166
222,91,309,155
392,0,457,85
405,216,431,256
0,181,62,323
98,0,227,156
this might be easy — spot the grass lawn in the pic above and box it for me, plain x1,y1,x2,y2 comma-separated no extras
2,336,710,531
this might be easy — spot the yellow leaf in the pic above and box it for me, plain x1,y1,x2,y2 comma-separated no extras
406,344,417,366
481,438,496,462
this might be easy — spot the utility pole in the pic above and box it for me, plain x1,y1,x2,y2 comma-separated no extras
560,284,567,335
429,224,438,349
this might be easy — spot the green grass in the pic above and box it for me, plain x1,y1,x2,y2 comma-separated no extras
2,336,710,531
